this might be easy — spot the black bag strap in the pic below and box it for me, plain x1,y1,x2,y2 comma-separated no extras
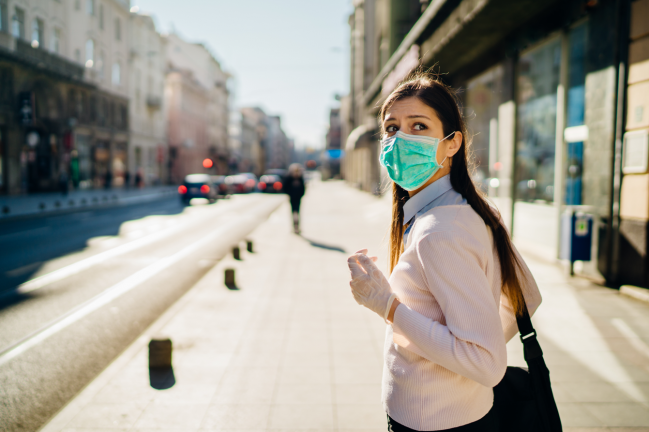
516,298,543,362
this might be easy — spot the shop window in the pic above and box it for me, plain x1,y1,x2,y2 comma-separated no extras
74,135,92,188
31,18,43,48
112,62,121,86
50,27,61,53
515,37,562,203
464,65,504,191
565,22,589,205
12,7,24,39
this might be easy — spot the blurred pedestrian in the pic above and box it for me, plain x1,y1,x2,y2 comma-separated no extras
283,163,305,234
347,74,543,431
135,169,143,188
58,168,69,196
104,169,112,189
124,170,131,188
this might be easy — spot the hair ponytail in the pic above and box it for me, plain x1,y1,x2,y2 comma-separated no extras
389,183,410,273
382,73,527,317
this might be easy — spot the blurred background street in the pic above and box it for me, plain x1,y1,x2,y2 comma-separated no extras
0,0,648,430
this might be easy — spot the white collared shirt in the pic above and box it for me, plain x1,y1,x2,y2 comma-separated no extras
402,175,466,245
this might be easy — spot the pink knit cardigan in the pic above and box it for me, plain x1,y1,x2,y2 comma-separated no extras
384,204,542,431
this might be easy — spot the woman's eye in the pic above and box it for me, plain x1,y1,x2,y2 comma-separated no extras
386,125,398,133
413,123,427,131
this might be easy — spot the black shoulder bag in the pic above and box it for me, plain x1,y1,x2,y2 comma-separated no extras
493,303,563,432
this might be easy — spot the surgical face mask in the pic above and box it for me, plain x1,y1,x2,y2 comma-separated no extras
379,130,456,191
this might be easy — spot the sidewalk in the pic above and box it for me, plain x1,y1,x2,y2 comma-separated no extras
0,186,177,220
40,180,649,431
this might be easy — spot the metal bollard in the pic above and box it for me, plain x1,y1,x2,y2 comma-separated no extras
232,246,241,260
149,338,173,369
225,268,237,289
246,240,254,253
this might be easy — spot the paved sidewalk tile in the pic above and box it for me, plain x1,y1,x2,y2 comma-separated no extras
41,180,649,431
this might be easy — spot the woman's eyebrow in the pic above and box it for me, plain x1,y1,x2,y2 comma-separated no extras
406,115,431,120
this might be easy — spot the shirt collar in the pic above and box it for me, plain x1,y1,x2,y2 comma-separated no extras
402,175,454,225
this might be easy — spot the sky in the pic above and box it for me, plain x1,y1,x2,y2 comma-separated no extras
133,0,352,149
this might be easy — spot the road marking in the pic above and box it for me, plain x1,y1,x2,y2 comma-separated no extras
5,262,43,278
0,197,259,298
0,198,281,367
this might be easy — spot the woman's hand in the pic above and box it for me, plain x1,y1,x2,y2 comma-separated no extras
347,250,396,320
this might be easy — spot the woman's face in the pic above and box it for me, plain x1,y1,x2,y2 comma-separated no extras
382,96,462,196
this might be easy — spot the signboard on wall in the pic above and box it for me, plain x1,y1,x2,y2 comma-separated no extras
623,129,649,174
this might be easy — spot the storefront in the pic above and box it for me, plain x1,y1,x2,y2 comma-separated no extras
0,39,129,195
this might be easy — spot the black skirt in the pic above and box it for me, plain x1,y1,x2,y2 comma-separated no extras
387,405,499,432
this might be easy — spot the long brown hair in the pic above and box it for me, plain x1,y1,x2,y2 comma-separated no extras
380,74,527,317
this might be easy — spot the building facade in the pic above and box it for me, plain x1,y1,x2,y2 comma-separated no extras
128,11,166,186
0,0,129,194
230,107,265,176
322,107,342,180
344,0,644,287
64,0,131,189
164,33,229,180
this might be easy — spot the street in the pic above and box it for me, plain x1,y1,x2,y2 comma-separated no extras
0,179,644,432
0,194,284,432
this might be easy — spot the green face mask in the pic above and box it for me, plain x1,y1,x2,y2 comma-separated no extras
379,131,456,191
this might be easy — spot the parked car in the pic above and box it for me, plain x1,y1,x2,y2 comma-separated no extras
178,174,218,205
225,174,256,194
211,175,229,196
239,173,259,191
264,168,288,179
258,174,283,193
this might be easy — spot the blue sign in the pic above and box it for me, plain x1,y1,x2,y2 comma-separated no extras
326,149,344,160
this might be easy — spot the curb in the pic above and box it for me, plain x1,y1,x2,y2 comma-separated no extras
0,189,177,222
620,285,649,304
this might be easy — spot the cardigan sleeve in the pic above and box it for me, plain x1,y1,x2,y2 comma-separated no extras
391,230,507,388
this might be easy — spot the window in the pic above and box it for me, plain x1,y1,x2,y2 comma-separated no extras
112,62,121,85
0,1,7,33
75,0,80,11
12,7,24,39
85,39,94,68
86,0,95,16
515,37,562,203
98,51,105,79
114,18,121,41
564,22,589,205
31,18,43,48
99,4,104,29
75,48,81,63
0,128,4,191
464,65,504,191
50,28,61,53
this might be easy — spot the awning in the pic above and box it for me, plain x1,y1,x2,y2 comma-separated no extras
346,125,376,151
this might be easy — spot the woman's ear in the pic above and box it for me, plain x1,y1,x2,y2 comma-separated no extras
446,132,462,158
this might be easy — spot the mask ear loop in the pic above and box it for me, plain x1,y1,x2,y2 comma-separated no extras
437,131,458,167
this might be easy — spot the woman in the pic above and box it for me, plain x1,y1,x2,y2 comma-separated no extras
347,75,542,431
283,163,306,233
